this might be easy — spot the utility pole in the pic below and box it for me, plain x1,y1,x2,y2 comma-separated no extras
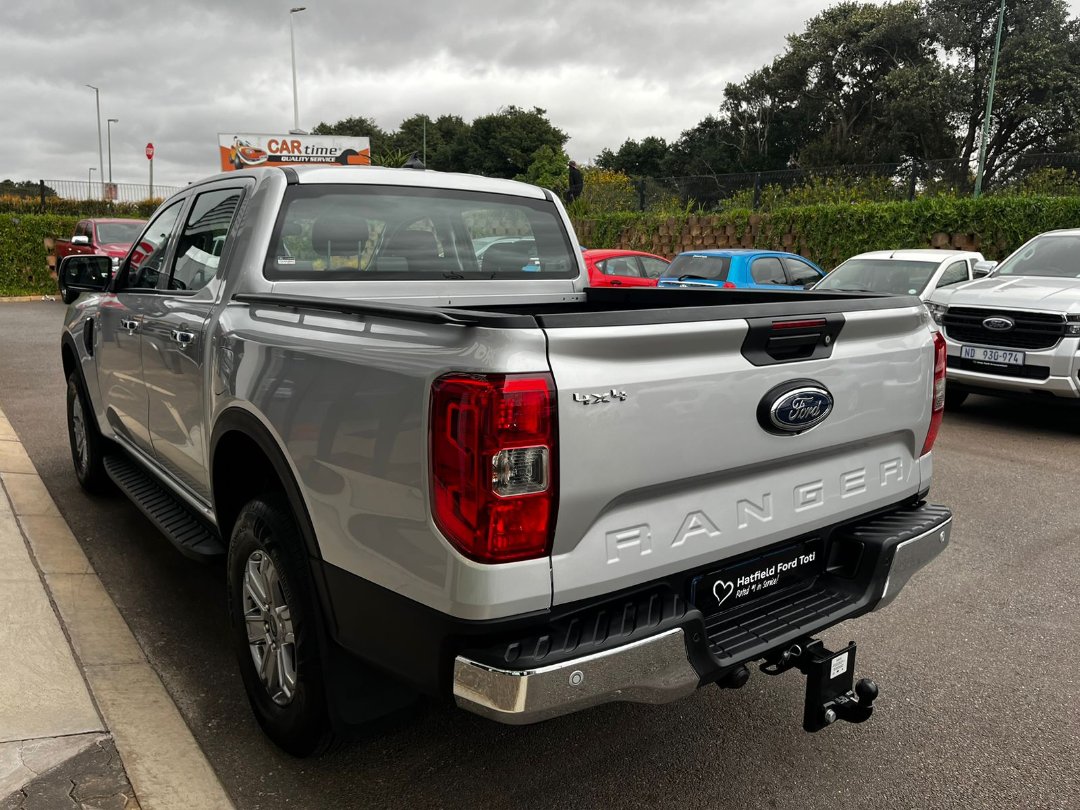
86,85,104,199
107,118,118,188
974,0,1006,198
289,7,307,133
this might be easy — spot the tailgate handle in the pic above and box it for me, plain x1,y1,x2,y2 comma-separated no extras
741,314,845,366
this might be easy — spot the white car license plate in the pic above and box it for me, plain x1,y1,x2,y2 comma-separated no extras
961,345,1025,365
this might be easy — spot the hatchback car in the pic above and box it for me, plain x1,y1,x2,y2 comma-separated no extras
813,249,986,299
583,249,670,288
656,249,824,290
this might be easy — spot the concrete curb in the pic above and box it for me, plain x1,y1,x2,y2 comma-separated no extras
0,297,55,304
0,406,234,810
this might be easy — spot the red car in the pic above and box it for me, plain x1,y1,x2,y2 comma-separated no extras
583,249,670,288
55,218,147,303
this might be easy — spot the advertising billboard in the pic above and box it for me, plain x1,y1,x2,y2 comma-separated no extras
218,133,371,171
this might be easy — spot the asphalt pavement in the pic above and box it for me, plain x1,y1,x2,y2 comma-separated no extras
1,299,1077,809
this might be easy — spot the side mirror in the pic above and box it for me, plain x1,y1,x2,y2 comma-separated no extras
60,255,112,295
972,260,997,278
71,234,91,246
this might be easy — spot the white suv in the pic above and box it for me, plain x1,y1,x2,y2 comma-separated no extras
926,230,1080,407
813,249,986,300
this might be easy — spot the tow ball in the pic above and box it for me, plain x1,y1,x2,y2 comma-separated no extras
760,638,879,732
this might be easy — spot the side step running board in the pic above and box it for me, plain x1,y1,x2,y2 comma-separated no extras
103,454,225,559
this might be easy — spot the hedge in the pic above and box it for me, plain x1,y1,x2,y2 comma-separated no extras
572,195,1080,269
4,195,1080,296
0,213,79,296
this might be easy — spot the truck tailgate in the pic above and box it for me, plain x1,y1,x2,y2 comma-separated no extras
545,304,934,606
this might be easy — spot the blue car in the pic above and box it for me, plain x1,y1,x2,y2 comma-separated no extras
657,249,825,290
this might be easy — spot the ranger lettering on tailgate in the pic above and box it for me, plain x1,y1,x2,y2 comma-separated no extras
605,456,906,564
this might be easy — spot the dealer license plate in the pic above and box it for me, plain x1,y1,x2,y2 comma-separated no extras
961,345,1025,366
691,537,824,618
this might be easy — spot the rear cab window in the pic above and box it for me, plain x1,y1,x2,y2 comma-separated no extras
265,185,577,281
665,254,731,280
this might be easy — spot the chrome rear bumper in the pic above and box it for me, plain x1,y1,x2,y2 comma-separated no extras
453,506,952,725
452,627,699,725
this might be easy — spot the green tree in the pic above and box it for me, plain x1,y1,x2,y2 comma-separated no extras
595,137,670,177
927,0,1080,186
311,115,390,157
766,1,958,166
516,144,570,194
388,114,473,171
463,106,568,179
0,180,57,198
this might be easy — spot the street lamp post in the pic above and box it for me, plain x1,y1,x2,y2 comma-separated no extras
289,7,307,133
88,167,96,199
85,85,105,199
974,0,1007,198
107,118,118,189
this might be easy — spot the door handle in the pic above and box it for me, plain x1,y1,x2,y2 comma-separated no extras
171,329,196,348
119,318,139,332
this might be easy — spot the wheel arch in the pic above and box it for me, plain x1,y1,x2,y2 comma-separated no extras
61,334,79,380
210,407,322,562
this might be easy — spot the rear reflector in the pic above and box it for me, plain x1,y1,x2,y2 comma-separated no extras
430,373,556,563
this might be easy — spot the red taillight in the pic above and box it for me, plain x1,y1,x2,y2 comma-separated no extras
921,331,947,456
430,373,556,563
722,281,737,289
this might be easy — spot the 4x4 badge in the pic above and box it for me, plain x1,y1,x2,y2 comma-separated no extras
573,389,628,405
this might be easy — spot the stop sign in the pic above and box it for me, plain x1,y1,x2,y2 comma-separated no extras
145,142,155,160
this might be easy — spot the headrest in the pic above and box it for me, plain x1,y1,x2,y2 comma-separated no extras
383,229,438,255
311,212,369,254
481,241,535,274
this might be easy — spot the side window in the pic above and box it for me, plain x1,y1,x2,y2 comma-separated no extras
751,256,786,284
937,260,970,287
600,257,642,277
639,257,670,279
166,189,243,292
116,201,185,291
782,257,822,286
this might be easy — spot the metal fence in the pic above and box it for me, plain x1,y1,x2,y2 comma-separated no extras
40,178,182,203
627,152,1080,212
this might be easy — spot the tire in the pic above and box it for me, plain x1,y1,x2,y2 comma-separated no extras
66,372,111,493
227,495,336,757
945,387,969,410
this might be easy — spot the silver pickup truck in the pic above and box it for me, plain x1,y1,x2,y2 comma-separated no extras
58,165,952,756
927,228,1080,406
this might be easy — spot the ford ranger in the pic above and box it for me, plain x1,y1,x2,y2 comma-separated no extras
58,165,953,756
927,228,1080,407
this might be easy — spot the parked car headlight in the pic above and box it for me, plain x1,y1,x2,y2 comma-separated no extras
925,302,947,325
1067,314,1080,335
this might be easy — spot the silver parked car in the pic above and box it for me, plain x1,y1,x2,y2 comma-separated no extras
813,249,987,300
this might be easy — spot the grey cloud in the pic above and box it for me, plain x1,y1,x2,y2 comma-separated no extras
6,0,1064,188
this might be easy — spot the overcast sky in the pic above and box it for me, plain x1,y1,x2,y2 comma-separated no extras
3,1,1078,191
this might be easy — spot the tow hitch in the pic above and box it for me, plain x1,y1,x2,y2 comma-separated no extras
761,639,879,732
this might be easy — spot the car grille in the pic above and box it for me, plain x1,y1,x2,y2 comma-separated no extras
950,357,1051,379
943,307,1066,350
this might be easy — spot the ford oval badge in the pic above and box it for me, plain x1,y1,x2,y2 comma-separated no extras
758,381,834,435
982,316,1014,331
